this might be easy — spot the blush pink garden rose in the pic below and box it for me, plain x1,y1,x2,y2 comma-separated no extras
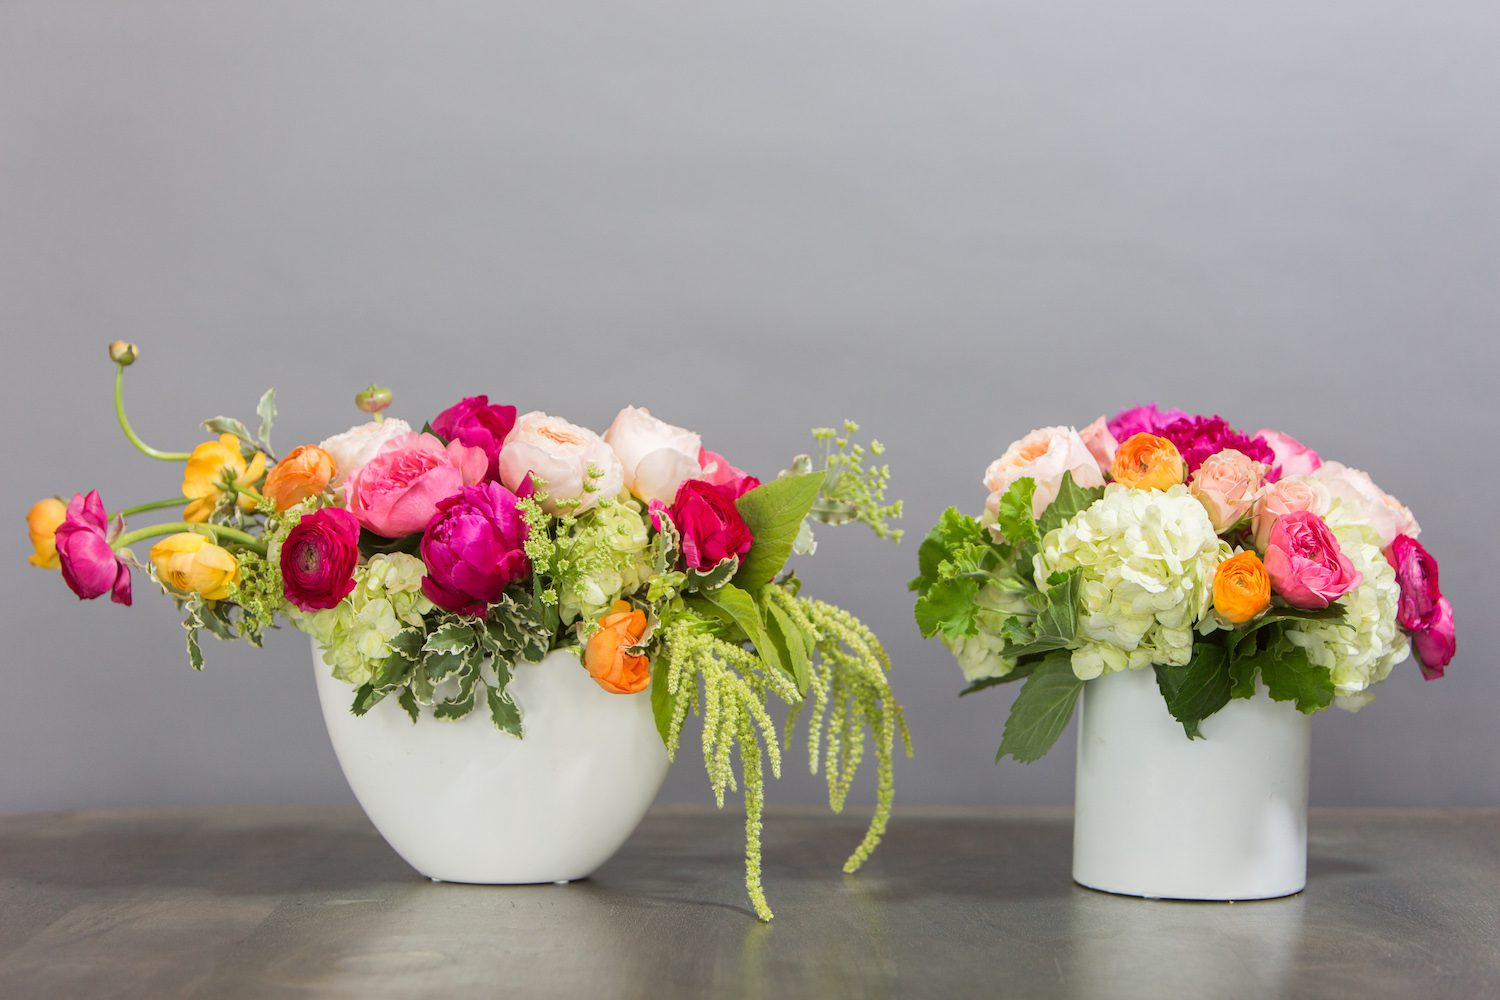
1254,428,1322,478
345,432,487,537
697,448,761,498
498,412,625,514
54,491,132,605
1411,596,1455,680
420,481,532,617
983,425,1105,522
1252,475,1332,551
1314,461,1419,548
603,406,704,504
1262,510,1362,609
318,418,414,488
1189,448,1269,531
431,395,518,482
1078,416,1118,476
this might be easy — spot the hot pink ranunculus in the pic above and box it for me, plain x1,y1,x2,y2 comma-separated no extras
345,432,487,538
1412,596,1455,680
1254,428,1322,478
1386,534,1442,633
54,491,132,605
280,507,361,612
697,448,761,498
1262,510,1362,609
420,481,532,617
669,479,754,572
431,395,517,482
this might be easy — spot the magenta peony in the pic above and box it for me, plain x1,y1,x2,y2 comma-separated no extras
669,479,754,572
697,448,761,498
1262,510,1362,609
1387,534,1442,633
345,432,488,538
54,491,132,605
1106,403,1188,442
280,507,361,611
1411,596,1455,680
431,395,517,482
420,482,532,617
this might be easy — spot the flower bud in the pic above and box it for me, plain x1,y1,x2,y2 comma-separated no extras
108,341,139,366
356,385,392,415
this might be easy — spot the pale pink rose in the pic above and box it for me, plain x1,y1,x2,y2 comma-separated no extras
345,432,487,537
983,425,1105,521
603,406,704,504
1314,461,1419,548
1252,474,1331,551
497,411,624,514
319,418,414,488
1189,449,1269,532
1254,428,1322,478
1079,416,1118,475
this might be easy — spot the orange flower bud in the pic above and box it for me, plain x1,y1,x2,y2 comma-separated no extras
26,497,68,569
1110,433,1186,490
149,532,240,600
263,445,337,511
1213,551,1272,625
584,600,651,694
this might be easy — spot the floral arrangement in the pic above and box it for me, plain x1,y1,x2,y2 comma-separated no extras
911,404,1454,762
26,342,910,920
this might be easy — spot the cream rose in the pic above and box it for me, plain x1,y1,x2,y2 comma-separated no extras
1252,474,1332,551
318,418,414,488
983,425,1105,522
1315,461,1419,548
603,406,704,504
497,411,624,514
1189,448,1268,532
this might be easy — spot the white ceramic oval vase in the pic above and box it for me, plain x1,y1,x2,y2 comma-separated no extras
1072,666,1311,900
313,641,671,884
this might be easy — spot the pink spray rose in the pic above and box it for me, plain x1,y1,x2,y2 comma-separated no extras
431,395,518,482
1252,475,1332,551
603,406,705,504
1314,462,1419,549
668,479,754,572
1262,510,1362,609
54,491,132,605
420,481,532,617
497,412,624,514
1189,448,1269,531
983,426,1105,522
345,432,488,537
697,448,761,498
1386,534,1442,633
280,507,361,612
1411,596,1455,680
1254,428,1322,478
1078,416,1118,476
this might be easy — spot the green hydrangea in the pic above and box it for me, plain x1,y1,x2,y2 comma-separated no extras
1284,523,1408,711
290,552,433,686
1037,484,1227,680
552,498,653,624
942,582,1032,682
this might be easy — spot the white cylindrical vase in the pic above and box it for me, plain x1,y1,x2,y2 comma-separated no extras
1072,666,1311,900
313,642,670,884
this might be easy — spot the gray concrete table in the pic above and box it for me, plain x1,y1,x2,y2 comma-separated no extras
0,805,1495,999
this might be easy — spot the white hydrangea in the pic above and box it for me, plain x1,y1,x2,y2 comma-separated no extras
291,552,433,687
1283,522,1409,711
942,582,1033,682
1036,484,1227,680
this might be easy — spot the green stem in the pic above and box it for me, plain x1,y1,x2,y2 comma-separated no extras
113,521,267,555
115,364,192,461
116,497,188,519
223,483,268,506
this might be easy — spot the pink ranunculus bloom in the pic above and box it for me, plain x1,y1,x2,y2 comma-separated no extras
603,406,704,504
280,507,361,612
345,431,488,538
1412,596,1455,680
1386,534,1442,633
1262,510,1362,609
1254,428,1322,478
1078,416,1118,476
1251,474,1331,552
54,491,132,605
697,448,761,499
1189,448,1269,532
669,479,754,573
982,425,1104,522
1107,403,1189,442
1314,461,1419,549
431,395,518,483
420,482,532,617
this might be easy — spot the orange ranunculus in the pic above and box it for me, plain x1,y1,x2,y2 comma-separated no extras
1110,433,1186,490
26,497,68,569
263,445,337,511
149,532,240,600
584,599,651,694
1214,551,1272,625
182,434,267,522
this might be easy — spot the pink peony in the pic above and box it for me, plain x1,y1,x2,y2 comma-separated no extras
345,432,487,537
1411,596,1455,680
1189,448,1269,532
54,491,132,605
1386,534,1442,633
431,395,517,482
420,482,532,617
280,507,360,612
1262,511,1362,609
697,448,761,499
1252,475,1331,551
1078,416,1118,476
1254,428,1322,478
668,479,754,572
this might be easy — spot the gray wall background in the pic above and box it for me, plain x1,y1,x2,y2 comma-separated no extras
2,1,1496,815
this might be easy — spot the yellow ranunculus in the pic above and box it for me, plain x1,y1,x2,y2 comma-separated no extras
26,497,68,569
182,434,267,522
149,532,240,600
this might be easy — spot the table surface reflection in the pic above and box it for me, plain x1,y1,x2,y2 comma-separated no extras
0,805,1495,998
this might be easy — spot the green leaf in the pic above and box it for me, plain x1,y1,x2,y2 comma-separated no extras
351,683,391,716
424,621,478,656
185,625,205,672
255,388,276,453
387,627,426,662
1037,471,1105,537
486,679,523,737
765,598,813,695
732,471,827,590
695,583,787,683
1002,569,1082,657
1153,644,1232,739
201,415,255,445
996,478,1038,544
1259,638,1336,714
913,577,980,640
911,507,988,593
397,688,420,724
996,653,1083,763
433,671,479,720
649,655,677,747
684,556,739,593
958,656,1043,696
423,647,467,685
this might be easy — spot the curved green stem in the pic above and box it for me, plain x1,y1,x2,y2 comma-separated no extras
116,497,188,519
223,483,268,506
113,521,266,555
115,364,191,461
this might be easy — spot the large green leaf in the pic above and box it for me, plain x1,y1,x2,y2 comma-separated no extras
1001,569,1082,657
996,653,1083,763
695,583,787,684
1153,644,1232,739
765,598,813,695
913,577,981,640
1037,472,1105,537
649,655,677,747
732,472,827,590
1259,637,1336,714
995,477,1038,544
